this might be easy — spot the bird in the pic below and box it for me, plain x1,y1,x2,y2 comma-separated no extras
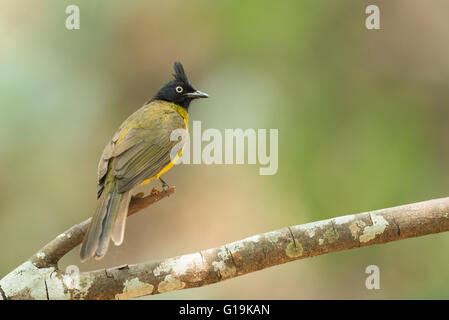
80,62,208,262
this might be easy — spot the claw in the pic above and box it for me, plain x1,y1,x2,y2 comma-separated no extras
159,177,170,191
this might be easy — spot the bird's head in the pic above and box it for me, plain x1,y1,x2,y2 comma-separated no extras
151,61,208,110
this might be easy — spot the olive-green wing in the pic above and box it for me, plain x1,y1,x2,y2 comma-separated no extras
112,124,184,193
97,103,186,196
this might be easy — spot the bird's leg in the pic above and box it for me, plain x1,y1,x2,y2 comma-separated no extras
159,177,170,191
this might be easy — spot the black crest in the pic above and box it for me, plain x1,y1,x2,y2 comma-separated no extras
172,61,189,84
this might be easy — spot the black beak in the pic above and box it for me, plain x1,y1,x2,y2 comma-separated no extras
185,90,209,99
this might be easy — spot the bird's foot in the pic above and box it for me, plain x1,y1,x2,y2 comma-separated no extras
159,177,170,191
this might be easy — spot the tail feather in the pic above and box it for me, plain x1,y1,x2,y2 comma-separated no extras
80,181,129,262
80,192,111,262
94,187,123,259
111,190,131,246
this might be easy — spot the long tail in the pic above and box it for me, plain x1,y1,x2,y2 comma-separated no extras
80,180,131,262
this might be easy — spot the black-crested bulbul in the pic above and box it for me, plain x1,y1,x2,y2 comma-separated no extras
80,62,208,262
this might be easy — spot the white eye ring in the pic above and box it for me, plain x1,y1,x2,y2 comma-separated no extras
176,86,183,93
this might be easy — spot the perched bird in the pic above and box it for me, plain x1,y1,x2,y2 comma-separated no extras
80,62,208,262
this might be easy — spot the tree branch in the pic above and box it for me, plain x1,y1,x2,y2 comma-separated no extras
28,187,175,268
1,195,449,299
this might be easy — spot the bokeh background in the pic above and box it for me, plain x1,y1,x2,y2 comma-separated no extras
1,0,449,299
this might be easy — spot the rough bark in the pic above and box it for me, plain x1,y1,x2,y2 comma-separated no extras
1,195,449,300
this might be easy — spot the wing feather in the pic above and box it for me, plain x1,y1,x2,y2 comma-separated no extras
96,102,186,197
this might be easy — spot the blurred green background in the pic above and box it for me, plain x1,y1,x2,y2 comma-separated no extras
1,0,449,299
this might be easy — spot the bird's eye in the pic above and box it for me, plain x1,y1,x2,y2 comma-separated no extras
175,86,183,93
